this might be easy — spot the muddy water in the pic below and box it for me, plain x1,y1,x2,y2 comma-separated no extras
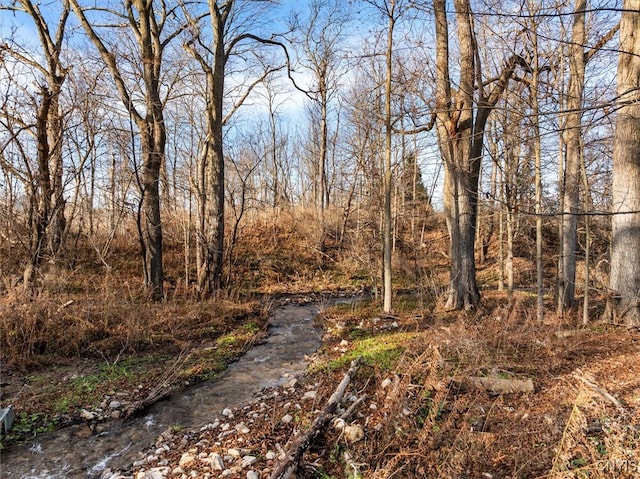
1,299,345,479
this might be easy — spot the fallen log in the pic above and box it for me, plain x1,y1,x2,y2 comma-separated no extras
455,376,534,394
270,357,363,479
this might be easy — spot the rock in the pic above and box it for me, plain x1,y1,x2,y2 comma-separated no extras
111,410,122,419
281,414,293,424
303,390,317,400
80,409,95,421
333,418,346,430
210,453,225,471
287,378,298,388
109,400,122,409
171,466,184,475
227,448,241,457
235,422,250,434
200,421,220,431
343,424,365,443
222,408,233,417
247,471,259,479
179,452,196,468
381,378,393,389
241,456,257,468
135,468,170,479
265,451,276,460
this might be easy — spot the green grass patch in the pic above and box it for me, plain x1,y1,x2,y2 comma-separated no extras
316,332,418,373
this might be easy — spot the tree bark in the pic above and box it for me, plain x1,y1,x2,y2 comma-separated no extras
382,1,395,314
434,0,523,310
15,0,70,289
605,0,640,326
557,0,586,314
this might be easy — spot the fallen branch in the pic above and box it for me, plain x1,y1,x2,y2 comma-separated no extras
270,357,363,479
341,394,367,420
572,372,625,413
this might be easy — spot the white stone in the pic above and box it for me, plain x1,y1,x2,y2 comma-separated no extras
222,408,233,417
241,456,257,468
265,451,276,460
179,452,196,467
281,414,293,424
381,378,393,389
247,471,259,479
333,418,346,430
236,423,250,434
109,400,122,409
200,421,219,431
80,409,95,421
210,453,225,471
227,448,241,457
303,390,317,400
141,468,170,479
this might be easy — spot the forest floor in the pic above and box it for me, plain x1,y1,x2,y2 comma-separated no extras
2,291,639,478
116,292,640,479
1,214,639,477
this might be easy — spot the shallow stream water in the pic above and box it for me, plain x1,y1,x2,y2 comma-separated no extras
1,299,344,479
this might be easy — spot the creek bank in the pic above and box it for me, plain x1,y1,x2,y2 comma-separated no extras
1,297,355,479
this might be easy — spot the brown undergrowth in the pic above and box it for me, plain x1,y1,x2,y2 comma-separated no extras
300,294,640,478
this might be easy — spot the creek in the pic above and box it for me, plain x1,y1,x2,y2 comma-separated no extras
1,298,346,479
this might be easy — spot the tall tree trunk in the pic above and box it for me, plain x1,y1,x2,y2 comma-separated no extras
605,0,640,326
197,12,227,295
70,0,168,300
382,1,395,314
434,0,523,310
557,0,586,314
17,0,70,289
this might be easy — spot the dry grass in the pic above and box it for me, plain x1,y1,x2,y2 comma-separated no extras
303,294,640,479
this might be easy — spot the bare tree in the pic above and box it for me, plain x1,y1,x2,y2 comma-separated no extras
0,0,70,289
181,0,292,296
557,0,619,314
70,0,186,300
433,0,529,310
293,0,347,249
605,0,640,326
